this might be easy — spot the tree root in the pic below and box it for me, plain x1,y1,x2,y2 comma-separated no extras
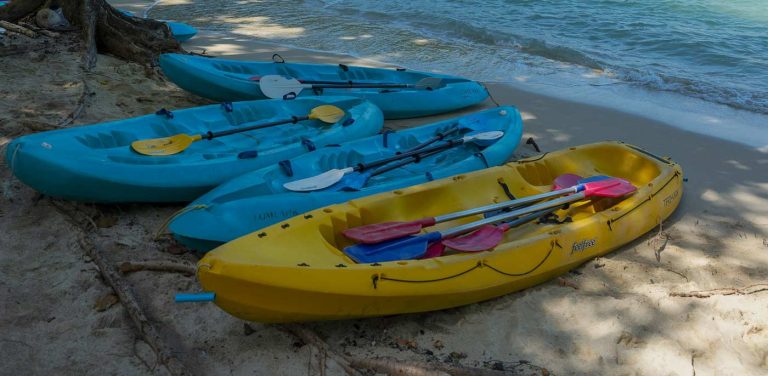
282,324,509,376
51,201,192,376
118,260,196,276
56,79,91,128
670,283,768,298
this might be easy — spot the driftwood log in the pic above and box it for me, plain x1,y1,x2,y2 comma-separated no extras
0,0,181,67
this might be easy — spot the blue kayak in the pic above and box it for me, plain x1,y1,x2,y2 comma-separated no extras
6,97,383,203
119,9,197,42
168,106,523,251
159,53,490,119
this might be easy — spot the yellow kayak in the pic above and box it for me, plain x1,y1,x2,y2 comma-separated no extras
198,141,683,323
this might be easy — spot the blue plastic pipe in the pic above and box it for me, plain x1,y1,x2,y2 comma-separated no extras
175,292,215,303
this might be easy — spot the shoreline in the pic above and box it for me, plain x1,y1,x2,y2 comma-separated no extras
144,2,768,151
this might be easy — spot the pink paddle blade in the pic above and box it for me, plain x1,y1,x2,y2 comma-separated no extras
342,217,437,244
583,178,636,198
440,224,507,252
552,174,583,190
421,241,446,259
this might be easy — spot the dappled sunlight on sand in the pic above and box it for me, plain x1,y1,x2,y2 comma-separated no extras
204,16,305,39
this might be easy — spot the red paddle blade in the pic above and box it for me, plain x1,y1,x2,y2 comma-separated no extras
582,178,636,198
552,174,583,190
342,217,437,244
421,242,446,259
440,224,506,252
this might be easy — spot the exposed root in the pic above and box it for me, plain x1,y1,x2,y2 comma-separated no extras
648,221,670,262
670,283,768,298
51,201,192,376
118,260,196,276
56,79,91,128
283,324,514,376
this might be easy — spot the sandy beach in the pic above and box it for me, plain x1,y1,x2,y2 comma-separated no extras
1,0,767,374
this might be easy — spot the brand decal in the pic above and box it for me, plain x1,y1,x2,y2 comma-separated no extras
256,210,300,221
662,189,680,207
571,238,596,255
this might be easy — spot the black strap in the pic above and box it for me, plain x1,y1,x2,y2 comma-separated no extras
342,118,355,127
272,53,285,63
526,137,541,152
155,108,173,119
497,178,516,200
339,64,349,72
221,102,233,112
279,160,293,176
301,137,316,151
474,152,490,168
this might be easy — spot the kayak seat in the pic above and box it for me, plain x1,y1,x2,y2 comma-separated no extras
315,150,367,171
76,130,136,149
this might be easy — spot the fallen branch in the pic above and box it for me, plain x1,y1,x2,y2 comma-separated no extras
670,283,768,298
0,20,37,38
18,21,60,37
118,260,196,276
282,324,509,376
52,201,192,376
281,324,361,376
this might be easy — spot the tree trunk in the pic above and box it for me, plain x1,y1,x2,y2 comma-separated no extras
1,0,182,67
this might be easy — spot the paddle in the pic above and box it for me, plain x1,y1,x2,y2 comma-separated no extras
260,75,445,99
324,145,463,192
283,131,504,192
423,206,562,258
250,76,404,86
131,105,345,156
343,175,620,244
343,178,636,263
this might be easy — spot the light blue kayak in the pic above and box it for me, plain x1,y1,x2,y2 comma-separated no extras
159,53,490,119
169,106,523,251
6,97,383,203
0,2,7,7
119,9,197,42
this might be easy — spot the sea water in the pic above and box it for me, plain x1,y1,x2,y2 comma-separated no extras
151,0,768,149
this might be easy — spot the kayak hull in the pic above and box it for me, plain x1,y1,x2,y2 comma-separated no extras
6,97,383,202
160,53,489,119
198,142,683,323
169,107,524,251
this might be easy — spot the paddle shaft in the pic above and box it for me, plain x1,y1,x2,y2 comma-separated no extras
441,191,587,238
433,185,581,223
205,115,310,140
368,147,450,178
402,125,460,153
353,136,472,173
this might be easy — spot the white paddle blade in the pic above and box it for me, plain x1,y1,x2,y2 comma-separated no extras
259,75,308,99
414,77,444,89
283,167,353,192
466,131,504,142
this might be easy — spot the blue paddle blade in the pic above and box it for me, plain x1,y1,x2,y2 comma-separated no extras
322,171,373,192
344,232,441,263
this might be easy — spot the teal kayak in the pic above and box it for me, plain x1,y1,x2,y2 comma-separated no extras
119,9,197,42
168,106,523,251
159,53,490,119
6,97,383,203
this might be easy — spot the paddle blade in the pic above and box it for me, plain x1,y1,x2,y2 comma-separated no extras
131,134,201,156
259,75,303,99
325,171,372,192
440,224,506,252
283,168,349,192
342,217,436,244
344,232,440,263
465,130,504,147
553,174,583,190
582,178,636,198
309,105,345,123
421,241,446,259
414,77,444,89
